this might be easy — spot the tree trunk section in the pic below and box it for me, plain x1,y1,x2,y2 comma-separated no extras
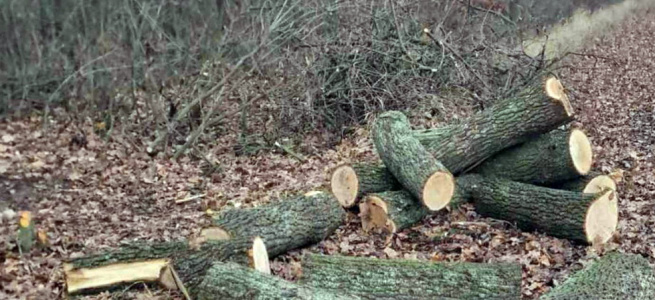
542,252,655,299
460,174,618,244
372,111,454,211
300,254,522,300
472,128,592,184
64,237,263,295
211,191,345,257
195,262,360,300
415,76,574,174
331,163,401,208
346,77,574,197
359,181,471,233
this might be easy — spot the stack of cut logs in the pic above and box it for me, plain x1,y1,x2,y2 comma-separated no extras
332,76,619,245
62,77,635,300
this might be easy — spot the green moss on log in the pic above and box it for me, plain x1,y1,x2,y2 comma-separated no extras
460,174,618,244
473,128,592,184
542,252,655,299
211,191,345,257
301,254,522,299
195,262,360,300
372,111,454,211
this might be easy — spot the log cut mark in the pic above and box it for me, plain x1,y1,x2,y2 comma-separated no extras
569,129,593,175
331,165,359,207
585,189,618,245
64,259,170,294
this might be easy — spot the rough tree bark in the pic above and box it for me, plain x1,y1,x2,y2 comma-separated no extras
195,262,360,300
372,111,455,211
359,181,471,233
460,174,618,244
64,236,268,296
542,252,655,299
300,254,522,300
472,128,592,184
331,163,401,208
210,191,345,257
333,77,574,200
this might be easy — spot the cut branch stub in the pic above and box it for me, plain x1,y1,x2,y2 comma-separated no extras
473,128,593,185
372,111,454,211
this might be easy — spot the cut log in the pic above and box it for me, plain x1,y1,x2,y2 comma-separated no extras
472,128,593,184
414,76,574,174
337,77,574,200
372,111,455,211
330,163,401,208
210,191,345,256
359,182,471,233
542,252,655,299
63,236,268,296
300,254,522,299
195,262,360,300
460,174,618,244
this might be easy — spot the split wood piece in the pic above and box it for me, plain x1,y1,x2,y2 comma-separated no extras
300,254,522,299
210,191,345,256
473,128,593,184
359,183,471,234
460,174,618,244
542,252,655,299
331,163,401,208
414,76,574,174
372,111,455,211
63,236,269,296
195,262,361,300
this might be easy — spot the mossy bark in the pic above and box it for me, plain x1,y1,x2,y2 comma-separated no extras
473,129,586,184
212,191,345,257
372,111,452,210
542,252,655,299
195,262,360,300
460,174,605,243
301,254,522,300
414,78,573,174
351,163,401,198
65,237,258,295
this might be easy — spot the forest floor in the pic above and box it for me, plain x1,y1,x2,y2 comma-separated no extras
2,7,655,300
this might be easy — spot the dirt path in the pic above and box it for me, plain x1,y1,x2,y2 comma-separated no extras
1,8,655,300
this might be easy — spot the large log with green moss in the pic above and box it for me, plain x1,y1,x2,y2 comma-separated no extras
332,77,574,204
195,262,361,300
460,174,618,244
300,254,522,299
210,191,345,256
472,128,592,184
372,111,455,211
415,77,574,173
542,252,655,299
63,236,269,296
331,163,401,208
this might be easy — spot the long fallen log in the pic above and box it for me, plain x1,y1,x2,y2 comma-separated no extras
472,128,593,184
372,111,455,211
331,76,574,207
460,174,618,244
209,191,345,257
542,252,655,299
195,262,361,300
300,254,522,299
64,236,269,297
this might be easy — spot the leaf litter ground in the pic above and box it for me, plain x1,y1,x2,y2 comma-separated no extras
1,11,655,300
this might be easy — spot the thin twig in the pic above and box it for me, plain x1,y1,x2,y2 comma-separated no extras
176,193,207,204
274,141,306,162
